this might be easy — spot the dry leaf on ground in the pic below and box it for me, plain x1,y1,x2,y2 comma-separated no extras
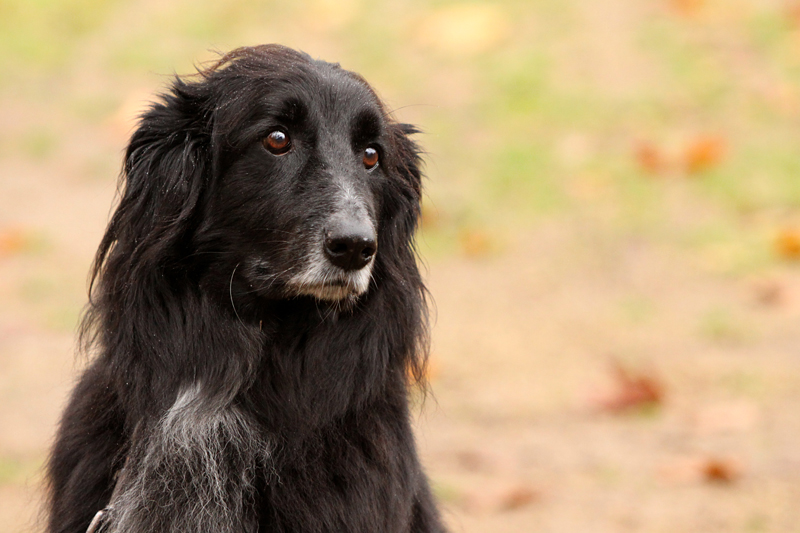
660,455,743,484
0,228,30,257
497,485,539,512
459,229,492,258
593,361,664,413
751,278,785,307
634,141,667,176
787,4,800,27
406,358,440,384
419,202,442,230
461,483,540,514
775,228,800,260
684,135,725,174
669,0,705,17
454,450,493,473
702,457,741,483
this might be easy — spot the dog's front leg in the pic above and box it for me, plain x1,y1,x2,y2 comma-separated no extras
102,386,270,533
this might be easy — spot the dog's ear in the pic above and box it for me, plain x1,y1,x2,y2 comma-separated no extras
95,79,212,284
387,122,424,200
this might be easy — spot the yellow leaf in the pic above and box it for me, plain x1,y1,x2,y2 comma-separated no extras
684,135,725,174
775,228,800,260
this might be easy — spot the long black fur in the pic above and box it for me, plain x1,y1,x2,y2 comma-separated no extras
46,44,445,533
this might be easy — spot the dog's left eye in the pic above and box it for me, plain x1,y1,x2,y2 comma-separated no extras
263,130,292,155
363,146,379,170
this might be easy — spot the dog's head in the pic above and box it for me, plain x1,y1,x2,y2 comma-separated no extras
98,45,423,307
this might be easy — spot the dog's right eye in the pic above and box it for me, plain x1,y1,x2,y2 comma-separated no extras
262,130,291,155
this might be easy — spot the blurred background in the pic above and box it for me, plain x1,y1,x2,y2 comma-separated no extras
1,0,800,531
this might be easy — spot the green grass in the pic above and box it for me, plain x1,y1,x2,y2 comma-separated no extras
0,455,42,485
0,0,121,71
19,128,58,161
698,307,755,344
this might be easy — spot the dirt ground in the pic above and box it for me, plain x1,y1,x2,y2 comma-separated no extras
2,150,800,532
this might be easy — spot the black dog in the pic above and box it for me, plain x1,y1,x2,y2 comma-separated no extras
46,44,445,533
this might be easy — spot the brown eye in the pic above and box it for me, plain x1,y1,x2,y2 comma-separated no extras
363,146,379,170
263,130,291,155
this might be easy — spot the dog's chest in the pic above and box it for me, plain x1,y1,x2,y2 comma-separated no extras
259,418,418,532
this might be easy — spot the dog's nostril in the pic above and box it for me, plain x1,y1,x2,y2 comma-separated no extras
329,242,350,256
324,234,377,271
361,245,376,260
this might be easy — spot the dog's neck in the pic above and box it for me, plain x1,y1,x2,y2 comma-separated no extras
244,293,407,435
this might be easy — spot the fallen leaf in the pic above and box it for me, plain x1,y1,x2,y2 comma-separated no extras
406,358,440,384
594,361,664,413
461,483,539,514
659,455,743,484
670,0,704,17
497,485,538,512
419,202,441,230
787,4,800,27
684,135,725,174
775,228,800,260
702,457,741,483
459,229,492,258
635,141,667,176
751,278,785,307
454,450,492,473
0,228,29,257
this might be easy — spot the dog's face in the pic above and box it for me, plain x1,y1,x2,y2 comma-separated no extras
175,47,421,304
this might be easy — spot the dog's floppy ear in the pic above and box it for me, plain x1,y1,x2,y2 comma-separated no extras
94,78,212,285
388,122,424,199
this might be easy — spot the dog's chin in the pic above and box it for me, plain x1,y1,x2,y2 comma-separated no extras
287,265,373,302
293,283,363,302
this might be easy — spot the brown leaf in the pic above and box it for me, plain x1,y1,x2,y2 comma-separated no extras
669,0,704,17
406,358,440,384
454,450,492,473
659,455,743,484
775,228,800,260
684,135,725,174
498,485,538,512
702,457,741,483
595,361,664,413
752,279,785,307
461,483,540,514
419,202,441,230
787,4,800,27
0,228,29,257
459,229,492,258
635,141,666,176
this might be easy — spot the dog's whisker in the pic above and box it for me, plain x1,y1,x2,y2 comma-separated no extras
229,262,244,326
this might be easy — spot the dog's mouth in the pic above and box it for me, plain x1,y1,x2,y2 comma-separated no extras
296,283,357,301
248,255,374,302
290,269,372,301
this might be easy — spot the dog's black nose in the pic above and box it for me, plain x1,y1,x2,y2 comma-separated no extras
324,226,377,271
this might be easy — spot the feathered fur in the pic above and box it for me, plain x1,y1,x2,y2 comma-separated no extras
46,44,444,533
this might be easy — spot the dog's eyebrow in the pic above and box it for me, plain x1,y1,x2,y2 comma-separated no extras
276,98,308,126
351,109,382,145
